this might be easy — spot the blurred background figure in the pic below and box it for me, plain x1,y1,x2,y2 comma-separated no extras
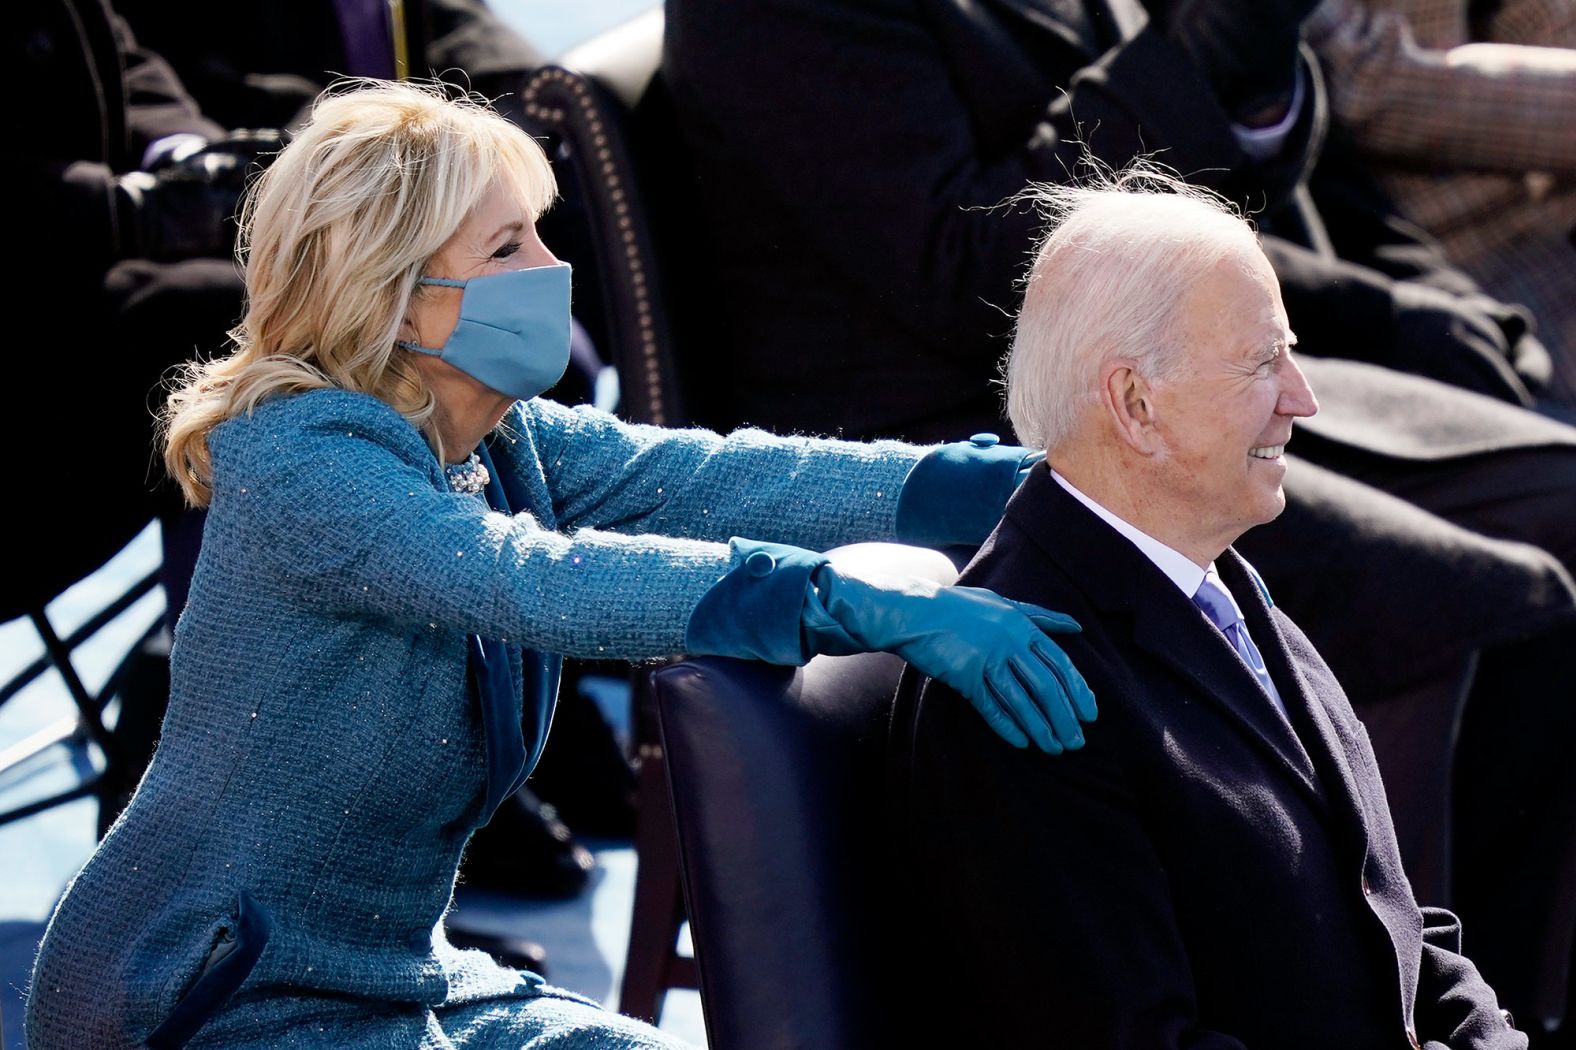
5,0,277,621
663,0,1559,442
4,0,279,846
1308,0,1576,407
111,0,543,130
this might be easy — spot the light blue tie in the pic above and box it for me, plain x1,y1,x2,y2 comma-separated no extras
1192,570,1287,719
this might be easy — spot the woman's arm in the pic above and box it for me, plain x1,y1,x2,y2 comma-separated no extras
517,398,1035,550
215,394,797,661
219,392,1091,750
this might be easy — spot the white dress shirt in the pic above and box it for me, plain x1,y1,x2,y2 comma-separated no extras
1050,470,1288,717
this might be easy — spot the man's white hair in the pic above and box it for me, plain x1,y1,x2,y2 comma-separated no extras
1004,169,1260,451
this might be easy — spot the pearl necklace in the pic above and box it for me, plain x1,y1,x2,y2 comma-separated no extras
445,453,491,495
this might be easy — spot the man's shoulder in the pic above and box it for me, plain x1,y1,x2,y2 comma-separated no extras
906,515,1139,723
956,514,1092,611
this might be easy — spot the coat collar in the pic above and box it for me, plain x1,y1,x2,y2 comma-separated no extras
469,440,559,824
1003,465,1330,813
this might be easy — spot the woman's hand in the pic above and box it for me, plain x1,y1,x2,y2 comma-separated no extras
803,565,1096,752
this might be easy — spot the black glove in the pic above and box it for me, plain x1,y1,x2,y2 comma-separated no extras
1390,282,1545,407
1462,292,1552,394
115,128,286,262
1143,0,1319,122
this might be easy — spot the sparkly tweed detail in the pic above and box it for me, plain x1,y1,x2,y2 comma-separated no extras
25,389,925,1048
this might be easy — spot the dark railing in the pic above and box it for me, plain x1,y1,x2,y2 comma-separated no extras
0,568,163,827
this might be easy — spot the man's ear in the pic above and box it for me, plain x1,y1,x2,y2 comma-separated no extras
1100,360,1161,455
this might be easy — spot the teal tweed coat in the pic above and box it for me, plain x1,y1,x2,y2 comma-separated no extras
26,389,951,1049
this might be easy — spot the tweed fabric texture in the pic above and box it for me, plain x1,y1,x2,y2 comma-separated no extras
26,389,925,1048
1308,0,1576,397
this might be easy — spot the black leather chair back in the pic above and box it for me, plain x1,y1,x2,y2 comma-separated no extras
652,652,907,1050
519,63,681,425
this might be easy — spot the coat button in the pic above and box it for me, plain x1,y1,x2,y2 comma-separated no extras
745,550,776,577
969,432,1001,448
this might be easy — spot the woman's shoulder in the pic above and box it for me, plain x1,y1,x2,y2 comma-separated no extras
514,395,590,435
212,388,432,465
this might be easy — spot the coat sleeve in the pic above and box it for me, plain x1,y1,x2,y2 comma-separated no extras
1307,0,1576,175
6,8,220,286
519,398,925,549
895,672,1251,1049
116,12,225,155
1261,234,1538,405
662,0,1318,354
1413,908,1529,1049
211,396,813,662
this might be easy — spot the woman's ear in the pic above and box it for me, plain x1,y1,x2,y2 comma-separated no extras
1099,360,1162,456
397,281,431,347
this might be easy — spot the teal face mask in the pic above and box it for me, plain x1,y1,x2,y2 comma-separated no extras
397,261,573,403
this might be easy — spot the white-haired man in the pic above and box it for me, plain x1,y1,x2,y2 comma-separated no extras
888,180,1528,1049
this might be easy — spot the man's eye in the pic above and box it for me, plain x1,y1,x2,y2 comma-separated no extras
491,240,522,260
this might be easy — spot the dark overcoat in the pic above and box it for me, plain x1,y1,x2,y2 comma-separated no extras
2,0,229,607
887,466,1527,1049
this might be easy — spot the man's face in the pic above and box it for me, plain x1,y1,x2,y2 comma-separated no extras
1148,246,1318,550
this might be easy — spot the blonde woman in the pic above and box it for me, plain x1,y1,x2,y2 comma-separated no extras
25,81,1094,1049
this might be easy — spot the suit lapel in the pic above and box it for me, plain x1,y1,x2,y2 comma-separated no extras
1008,470,1328,814
1220,551,1371,847
1128,590,1327,812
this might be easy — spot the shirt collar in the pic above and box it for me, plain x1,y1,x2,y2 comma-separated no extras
1050,469,1212,599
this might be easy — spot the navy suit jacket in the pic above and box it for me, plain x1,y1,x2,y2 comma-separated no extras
887,465,1524,1048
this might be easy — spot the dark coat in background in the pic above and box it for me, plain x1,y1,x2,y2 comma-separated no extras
665,0,1544,438
887,466,1527,1050
3,0,233,609
110,0,544,131
8,0,222,280
666,0,1320,440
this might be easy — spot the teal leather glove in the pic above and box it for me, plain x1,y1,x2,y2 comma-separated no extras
895,434,1043,548
803,564,1096,752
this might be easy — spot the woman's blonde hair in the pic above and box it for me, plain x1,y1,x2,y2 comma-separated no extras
162,79,556,506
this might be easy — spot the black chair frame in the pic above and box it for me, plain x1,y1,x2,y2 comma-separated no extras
0,568,163,827
519,64,686,429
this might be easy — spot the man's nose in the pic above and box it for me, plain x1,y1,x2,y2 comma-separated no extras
1278,352,1319,418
